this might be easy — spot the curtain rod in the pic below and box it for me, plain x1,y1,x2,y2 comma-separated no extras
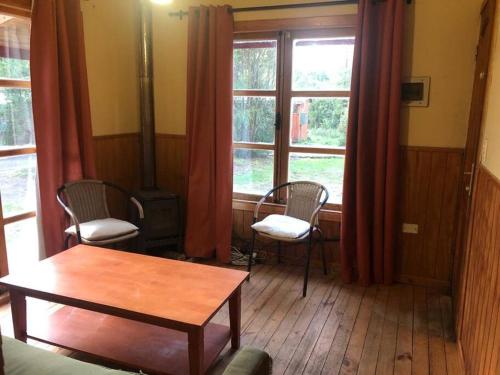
168,0,412,20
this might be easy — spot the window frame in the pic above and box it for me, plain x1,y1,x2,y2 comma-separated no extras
232,31,282,203
0,66,36,219
232,25,356,212
0,7,35,277
0,0,31,19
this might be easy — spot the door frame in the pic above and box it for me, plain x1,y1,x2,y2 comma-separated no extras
453,0,496,335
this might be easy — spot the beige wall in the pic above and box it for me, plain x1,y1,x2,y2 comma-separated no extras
83,0,483,148
82,0,140,136
401,0,481,147
480,2,500,179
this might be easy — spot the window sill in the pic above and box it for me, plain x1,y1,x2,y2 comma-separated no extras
232,199,342,223
0,146,36,158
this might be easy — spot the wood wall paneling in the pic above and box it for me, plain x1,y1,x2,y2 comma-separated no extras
456,165,500,375
94,133,140,219
232,146,464,282
95,134,463,287
397,147,463,290
94,133,141,191
93,132,188,235
94,132,188,221
155,134,186,197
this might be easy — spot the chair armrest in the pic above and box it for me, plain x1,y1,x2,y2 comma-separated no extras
254,196,268,221
308,188,329,227
254,182,292,221
309,206,322,227
130,197,144,219
66,210,81,233
103,182,144,220
56,188,81,233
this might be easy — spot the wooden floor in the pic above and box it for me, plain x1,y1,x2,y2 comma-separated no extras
0,263,464,375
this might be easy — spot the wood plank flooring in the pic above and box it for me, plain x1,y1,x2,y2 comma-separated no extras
0,263,463,375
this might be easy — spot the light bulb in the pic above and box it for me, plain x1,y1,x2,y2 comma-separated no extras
151,0,173,4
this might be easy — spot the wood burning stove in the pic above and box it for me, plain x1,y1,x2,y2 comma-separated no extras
133,190,181,252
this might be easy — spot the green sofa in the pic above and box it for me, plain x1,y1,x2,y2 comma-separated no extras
2,336,270,375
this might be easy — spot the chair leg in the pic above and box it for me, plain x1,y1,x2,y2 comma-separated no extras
64,234,71,250
247,230,256,275
318,228,328,275
277,241,282,264
303,230,313,297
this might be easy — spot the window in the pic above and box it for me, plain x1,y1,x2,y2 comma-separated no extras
232,28,355,208
0,12,38,276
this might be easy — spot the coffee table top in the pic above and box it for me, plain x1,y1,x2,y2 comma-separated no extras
0,245,248,328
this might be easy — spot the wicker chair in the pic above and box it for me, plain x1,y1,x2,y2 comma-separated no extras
57,180,144,249
248,181,329,297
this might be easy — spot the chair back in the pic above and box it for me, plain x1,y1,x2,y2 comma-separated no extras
284,181,327,223
62,180,110,223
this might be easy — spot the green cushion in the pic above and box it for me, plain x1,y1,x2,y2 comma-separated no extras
3,336,270,375
222,347,271,375
2,336,137,375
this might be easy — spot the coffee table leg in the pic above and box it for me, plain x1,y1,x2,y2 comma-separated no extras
229,286,241,350
188,327,204,375
10,290,27,342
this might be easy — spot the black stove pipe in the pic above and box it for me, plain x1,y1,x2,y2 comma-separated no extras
138,0,157,190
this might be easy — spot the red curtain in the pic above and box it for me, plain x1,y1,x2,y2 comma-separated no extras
341,0,404,285
30,0,96,257
184,6,234,263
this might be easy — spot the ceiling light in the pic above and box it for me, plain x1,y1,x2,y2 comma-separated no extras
151,0,173,5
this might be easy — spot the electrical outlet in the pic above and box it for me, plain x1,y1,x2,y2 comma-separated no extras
402,223,419,234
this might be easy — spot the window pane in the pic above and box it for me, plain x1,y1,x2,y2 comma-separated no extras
290,97,349,148
5,217,39,275
233,96,276,144
288,153,344,204
234,40,277,90
234,149,274,195
0,88,34,148
292,37,354,91
0,14,31,80
0,154,37,217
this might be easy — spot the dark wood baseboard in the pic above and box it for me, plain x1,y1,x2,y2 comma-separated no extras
396,274,450,293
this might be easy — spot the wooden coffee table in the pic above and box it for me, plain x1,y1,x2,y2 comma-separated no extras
0,245,248,375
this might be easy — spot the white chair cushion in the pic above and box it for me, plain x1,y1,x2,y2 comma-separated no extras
251,214,310,239
65,218,139,241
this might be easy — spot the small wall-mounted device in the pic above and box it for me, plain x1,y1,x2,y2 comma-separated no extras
402,223,419,234
402,76,430,107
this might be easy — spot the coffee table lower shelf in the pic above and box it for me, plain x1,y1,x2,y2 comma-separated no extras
27,306,231,375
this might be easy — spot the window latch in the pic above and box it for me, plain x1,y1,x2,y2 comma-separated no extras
275,112,281,130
